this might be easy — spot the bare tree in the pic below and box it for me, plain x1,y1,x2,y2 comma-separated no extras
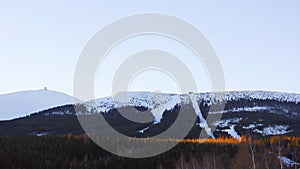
233,144,249,169
263,150,270,169
249,138,257,169
174,154,201,169
277,139,284,169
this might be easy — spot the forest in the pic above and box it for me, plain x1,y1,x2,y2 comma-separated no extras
0,134,299,169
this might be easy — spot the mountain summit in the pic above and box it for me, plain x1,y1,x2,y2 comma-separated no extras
0,89,74,120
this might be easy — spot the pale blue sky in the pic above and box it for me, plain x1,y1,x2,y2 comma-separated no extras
1,0,300,97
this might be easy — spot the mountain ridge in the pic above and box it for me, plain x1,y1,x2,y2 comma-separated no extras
0,90,299,139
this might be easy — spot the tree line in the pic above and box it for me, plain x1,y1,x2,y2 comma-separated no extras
0,134,299,169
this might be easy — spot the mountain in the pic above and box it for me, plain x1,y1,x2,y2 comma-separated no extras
0,91,299,139
78,91,300,139
0,89,75,120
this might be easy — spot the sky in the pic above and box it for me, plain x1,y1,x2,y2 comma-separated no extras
0,0,300,97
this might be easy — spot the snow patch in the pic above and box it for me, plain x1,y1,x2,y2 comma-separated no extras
36,132,47,137
278,156,300,167
209,106,268,114
243,124,256,129
222,125,241,141
138,127,149,133
45,111,73,116
254,125,293,136
212,118,243,128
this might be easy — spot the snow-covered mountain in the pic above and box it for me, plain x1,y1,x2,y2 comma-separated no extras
77,91,300,139
84,90,300,109
0,90,299,138
82,91,300,121
0,89,75,120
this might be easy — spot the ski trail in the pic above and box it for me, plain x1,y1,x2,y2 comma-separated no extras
189,94,215,139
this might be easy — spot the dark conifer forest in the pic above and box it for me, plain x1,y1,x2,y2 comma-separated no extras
0,134,299,169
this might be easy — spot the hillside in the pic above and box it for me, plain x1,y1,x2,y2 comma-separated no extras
0,91,299,139
0,89,75,120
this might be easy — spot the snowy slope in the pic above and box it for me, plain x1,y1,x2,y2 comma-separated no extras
0,90,299,137
83,91,300,116
0,89,75,120
190,94,215,138
78,91,300,138
83,92,182,124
